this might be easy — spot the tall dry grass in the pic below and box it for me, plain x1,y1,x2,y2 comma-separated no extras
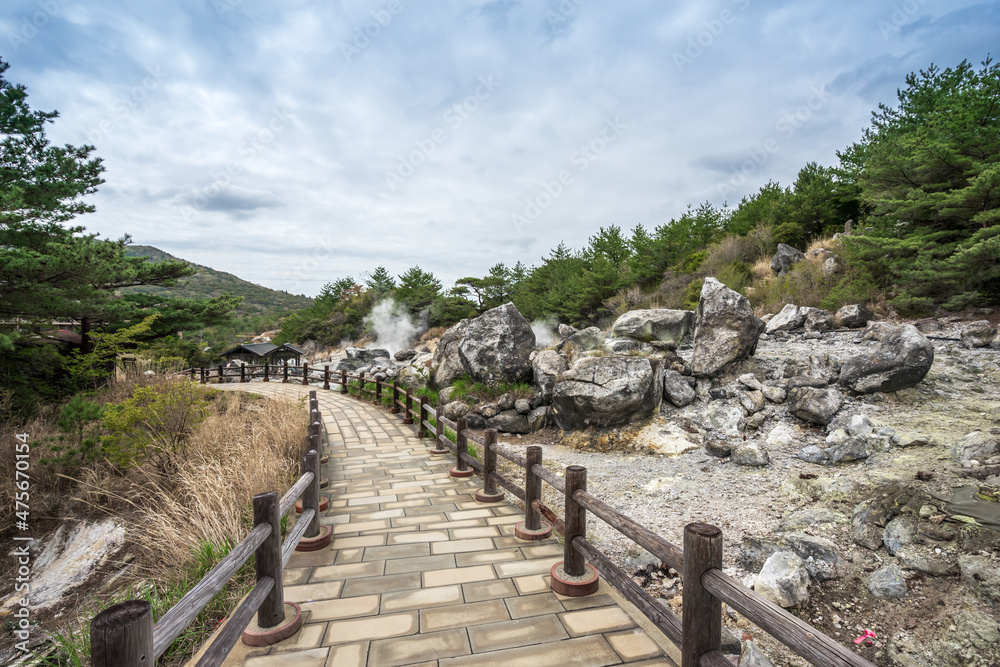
132,390,305,574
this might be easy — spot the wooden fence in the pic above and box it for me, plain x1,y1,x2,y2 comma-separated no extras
89,391,328,667
188,365,876,667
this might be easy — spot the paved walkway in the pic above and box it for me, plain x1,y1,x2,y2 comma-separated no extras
213,383,675,667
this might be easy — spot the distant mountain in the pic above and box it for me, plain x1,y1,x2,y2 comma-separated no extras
123,245,313,316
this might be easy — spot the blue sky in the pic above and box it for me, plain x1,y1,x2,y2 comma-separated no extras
4,0,998,297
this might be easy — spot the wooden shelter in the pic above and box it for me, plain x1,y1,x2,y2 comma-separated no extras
220,342,305,366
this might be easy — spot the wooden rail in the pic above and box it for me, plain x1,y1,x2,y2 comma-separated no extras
267,366,876,667
90,391,327,667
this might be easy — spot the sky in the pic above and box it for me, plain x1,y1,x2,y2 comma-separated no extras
3,0,998,297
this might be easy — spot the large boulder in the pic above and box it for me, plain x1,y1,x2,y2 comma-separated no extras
765,304,806,334
532,350,568,404
754,551,809,608
802,307,833,332
690,278,765,377
838,324,934,393
611,309,694,345
432,319,471,386
961,320,996,348
458,303,535,385
834,304,874,328
663,370,696,407
563,326,605,352
952,431,999,463
551,356,664,430
770,243,805,276
788,386,843,425
489,410,531,435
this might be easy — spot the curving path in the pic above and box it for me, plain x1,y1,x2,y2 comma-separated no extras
208,383,676,667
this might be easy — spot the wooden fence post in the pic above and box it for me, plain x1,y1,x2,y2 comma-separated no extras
217,364,224,384
251,492,284,628
417,397,428,438
301,362,309,386
430,411,449,454
403,388,413,425
515,445,552,540
550,465,598,596
681,523,723,667
390,380,400,414
302,450,321,538
340,370,347,394
263,360,270,382
449,417,474,478
358,371,365,398
309,390,318,411
190,367,196,381
323,365,330,390
240,364,246,383
90,600,153,667
475,429,504,502
200,367,206,384
283,363,289,383
375,378,382,405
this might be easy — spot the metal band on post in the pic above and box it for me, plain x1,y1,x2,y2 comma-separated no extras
475,429,504,502
515,445,552,540
550,466,598,596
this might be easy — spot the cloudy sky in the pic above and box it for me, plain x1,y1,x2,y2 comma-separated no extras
4,0,997,297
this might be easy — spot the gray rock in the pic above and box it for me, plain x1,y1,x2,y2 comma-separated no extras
721,626,742,655
992,330,1000,350
770,243,805,276
765,304,806,334
438,387,454,404
868,565,907,599
606,338,641,354
704,437,733,458
459,303,535,385
754,551,809,608
952,431,999,463
464,412,488,429
394,349,418,361
557,323,578,340
443,401,469,420
777,508,845,532
788,386,843,425
835,304,874,328
489,410,531,435
532,350,568,404
563,326,605,352
798,445,828,463
514,398,531,415
551,356,664,430
663,370,696,407
852,498,885,550
840,324,935,394
761,385,786,403
611,309,694,345
690,278,765,377
958,555,1000,603
497,393,516,412
335,357,367,372
737,390,766,414
702,400,745,437
527,406,548,432
846,414,873,438
732,441,770,466
952,610,1000,653
739,641,775,667
882,516,917,555
743,411,767,431
826,436,872,464
738,373,763,391
803,307,833,332
479,403,499,418
961,320,996,348
821,256,839,278
432,319,472,386
894,545,957,576
783,534,845,581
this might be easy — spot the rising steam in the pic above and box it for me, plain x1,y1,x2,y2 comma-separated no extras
364,299,419,354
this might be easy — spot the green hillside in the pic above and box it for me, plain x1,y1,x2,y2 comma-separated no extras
123,245,313,316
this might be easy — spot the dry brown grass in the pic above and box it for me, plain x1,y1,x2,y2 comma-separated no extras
750,257,774,283
806,235,839,254
420,326,447,343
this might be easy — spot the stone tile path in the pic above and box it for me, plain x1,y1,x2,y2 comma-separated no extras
212,383,676,667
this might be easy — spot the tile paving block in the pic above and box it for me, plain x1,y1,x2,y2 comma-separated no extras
467,614,570,653
419,599,511,632
368,628,471,667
